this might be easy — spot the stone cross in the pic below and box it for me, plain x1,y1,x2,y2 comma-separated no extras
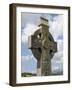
28,17,57,76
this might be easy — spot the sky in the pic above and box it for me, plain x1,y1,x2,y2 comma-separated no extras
21,12,63,75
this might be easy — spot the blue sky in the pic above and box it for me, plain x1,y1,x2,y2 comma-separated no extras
21,13,63,75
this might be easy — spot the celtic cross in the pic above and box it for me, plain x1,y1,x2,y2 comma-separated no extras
28,17,57,76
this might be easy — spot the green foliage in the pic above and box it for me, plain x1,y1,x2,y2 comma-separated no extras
21,72,36,77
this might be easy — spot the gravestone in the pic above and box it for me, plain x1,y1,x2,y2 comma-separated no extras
28,17,57,76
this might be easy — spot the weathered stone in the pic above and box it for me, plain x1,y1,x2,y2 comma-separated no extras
28,17,57,76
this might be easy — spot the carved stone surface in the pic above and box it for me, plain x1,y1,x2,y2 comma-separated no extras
28,17,57,76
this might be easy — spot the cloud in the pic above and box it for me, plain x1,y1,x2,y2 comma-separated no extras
21,13,63,43
21,23,37,43
21,54,37,62
21,23,42,43
21,13,64,74
51,40,63,73
21,14,63,43
51,54,63,74
21,13,41,29
52,40,63,61
57,40,63,51
48,15,63,74
49,15,63,41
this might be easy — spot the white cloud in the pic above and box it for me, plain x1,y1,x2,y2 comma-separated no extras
49,15,63,41
52,40,63,61
21,54,37,62
51,40,63,73
52,54,63,73
21,33,28,43
21,14,64,74
22,23,37,43
49,15,64,74
22,15,63,43
22,23,42,43
57,40,63,51
23,24,37,36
